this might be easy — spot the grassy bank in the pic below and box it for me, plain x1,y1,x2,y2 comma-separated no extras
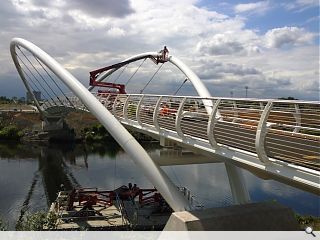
0,110,156,143
296,214,320,231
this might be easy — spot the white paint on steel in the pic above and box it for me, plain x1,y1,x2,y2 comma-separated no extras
136,95,145,126
232,101,238,122
175,97,187,139
255,101,273,164
10,38,191,212
123,95,130,120
112,94,120,116
207,99,221,149
293,104,301,133
153,96,162,132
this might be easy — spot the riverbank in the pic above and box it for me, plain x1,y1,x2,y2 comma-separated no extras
0,111,155,143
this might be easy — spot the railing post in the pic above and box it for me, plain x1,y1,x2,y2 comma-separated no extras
123,95,131,120
136,95,145,126
153,96,163,132
175,97,186,138
232,100,238,122
255,100,273,164
259,102,264,110
293,103,301,133
112,94,120,116
207,99,221,149
103,94,111,108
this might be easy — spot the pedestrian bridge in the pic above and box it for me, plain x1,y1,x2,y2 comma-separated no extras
10,38,319,212
46,92,320,190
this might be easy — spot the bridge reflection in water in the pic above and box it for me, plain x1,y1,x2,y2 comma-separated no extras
0,142,318,230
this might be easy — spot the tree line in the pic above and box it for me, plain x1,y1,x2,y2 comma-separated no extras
0,96,26,104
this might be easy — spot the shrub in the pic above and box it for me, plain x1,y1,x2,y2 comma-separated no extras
16,211,57,231
0,125,23,140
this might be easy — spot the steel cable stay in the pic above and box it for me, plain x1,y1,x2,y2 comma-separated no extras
125,58,147,86
113,63,129,84
16,48,60,106
139,62,164,94
16,52,58,106
173,78,188,96
34,56,75,108
17,46,64,106
19,66,53,108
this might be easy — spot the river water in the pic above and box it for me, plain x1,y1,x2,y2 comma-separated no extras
0,141,318,230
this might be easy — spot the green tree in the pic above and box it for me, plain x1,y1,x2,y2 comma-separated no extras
278,96,298,100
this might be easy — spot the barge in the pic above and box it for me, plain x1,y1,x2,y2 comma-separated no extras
49,184,175,230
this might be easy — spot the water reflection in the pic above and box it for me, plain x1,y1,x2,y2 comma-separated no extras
0,142,318,230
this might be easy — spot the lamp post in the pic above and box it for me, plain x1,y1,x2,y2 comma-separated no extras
245,86,248,98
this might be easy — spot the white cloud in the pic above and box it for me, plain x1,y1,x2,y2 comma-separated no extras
284,0,319,11
234,1,270,14
197,33,245,56
0,0,318,100
265,26,315,48
31,0,135,18
106,27,125,38
196,30,261,56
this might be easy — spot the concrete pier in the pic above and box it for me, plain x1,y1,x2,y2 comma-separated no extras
164,202,300,231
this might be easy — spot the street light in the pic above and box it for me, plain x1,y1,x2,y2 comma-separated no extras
245,86,248,98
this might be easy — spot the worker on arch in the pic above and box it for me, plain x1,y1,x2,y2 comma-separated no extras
157,46,169,63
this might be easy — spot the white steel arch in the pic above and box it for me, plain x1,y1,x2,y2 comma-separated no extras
10,37,191,212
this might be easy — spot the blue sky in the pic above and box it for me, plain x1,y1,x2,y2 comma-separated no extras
0,0,319,100
198,0,319,33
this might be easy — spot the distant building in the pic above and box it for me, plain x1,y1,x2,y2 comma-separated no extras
26,91,41,103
